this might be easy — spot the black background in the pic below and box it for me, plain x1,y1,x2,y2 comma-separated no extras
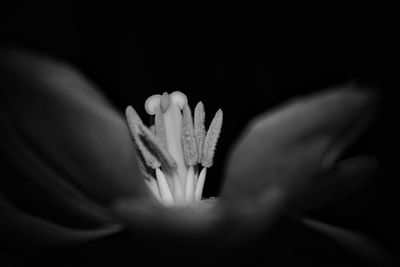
1,2,398,265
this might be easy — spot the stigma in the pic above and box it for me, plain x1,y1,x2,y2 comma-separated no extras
126,91,223,206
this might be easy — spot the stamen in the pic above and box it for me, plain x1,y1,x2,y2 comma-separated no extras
194,170,199,185
135,148,156,181
150,125,156,135
172,172,185,205
201,109,223,168
184,166,195,202
137,123,177,172
194,102,206,164
181,103,198,166
126,106,161,169
155,168,174,206
154,105,168,148
145,177,161,202
170,91,188,109
194,167,207,201
144,94,161,115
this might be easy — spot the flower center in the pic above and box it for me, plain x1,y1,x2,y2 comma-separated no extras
126,91,223,206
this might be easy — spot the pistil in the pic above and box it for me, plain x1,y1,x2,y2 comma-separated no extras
161,92,187,187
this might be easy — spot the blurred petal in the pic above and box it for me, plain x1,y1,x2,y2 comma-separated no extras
0,48,150,247
0,194,121,251
272,216,396,266
297,156,378,213
222,86,376,212
112,187,284,249
0,48,149,204
300,217,396,265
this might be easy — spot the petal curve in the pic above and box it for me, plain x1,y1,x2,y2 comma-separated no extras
0,48,149,206
0,193,121,251
222,86,377,212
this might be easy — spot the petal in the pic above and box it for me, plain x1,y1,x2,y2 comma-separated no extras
112,187,284,249
271,217,396,265
0,48,151,247
36,190,283,267
0,193,121,251
300,217,396,265
295,156,378,213
0,48,149,205
222,86,377,210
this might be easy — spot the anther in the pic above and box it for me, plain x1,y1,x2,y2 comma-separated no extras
126,106,161,169
194,102,206,164
201,109,223,168
170,91,187,109
144,94,161,115
181,103,198,166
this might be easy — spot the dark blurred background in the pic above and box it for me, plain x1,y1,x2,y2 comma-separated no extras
1,1,398,265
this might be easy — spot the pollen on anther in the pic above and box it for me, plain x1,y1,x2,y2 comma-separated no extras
201,109,223,168
138,123,177,172
194,102,206,164
181,103,198,166
126,106,161,169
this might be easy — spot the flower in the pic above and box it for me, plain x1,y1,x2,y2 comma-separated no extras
0,48,394,265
